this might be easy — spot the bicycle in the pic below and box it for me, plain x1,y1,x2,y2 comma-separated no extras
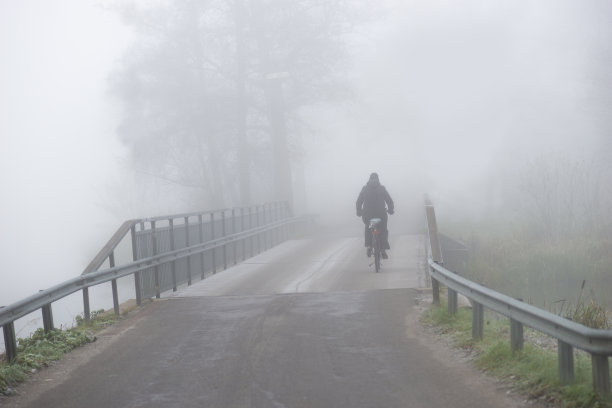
368,217,383,272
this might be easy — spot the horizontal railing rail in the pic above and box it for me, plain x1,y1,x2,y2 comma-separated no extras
1,202,313,363
424,199,611,397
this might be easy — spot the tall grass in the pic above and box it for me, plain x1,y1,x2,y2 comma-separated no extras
457,229,612,327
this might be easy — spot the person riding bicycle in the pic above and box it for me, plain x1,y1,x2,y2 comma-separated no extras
355,172,394,259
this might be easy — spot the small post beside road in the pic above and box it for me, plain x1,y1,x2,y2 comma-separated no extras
558,340,574,385
2,318,17,363
110,251,120,317
83,287,91,324
40,290,54,332
131,224,142,306
510,318,524,354
472,301,483,340
448,288,458,316
431,278,440,306
592,354,611,397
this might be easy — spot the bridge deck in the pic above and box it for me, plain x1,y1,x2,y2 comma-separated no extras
3,233,526,408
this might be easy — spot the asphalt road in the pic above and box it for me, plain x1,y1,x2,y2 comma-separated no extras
5,232,528,408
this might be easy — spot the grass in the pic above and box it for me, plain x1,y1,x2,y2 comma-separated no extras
421,301,612,408
0,308,119,395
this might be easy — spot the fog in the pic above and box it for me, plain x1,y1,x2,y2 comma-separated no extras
1,0,611,311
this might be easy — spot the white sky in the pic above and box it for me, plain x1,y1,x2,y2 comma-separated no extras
0,0,132,303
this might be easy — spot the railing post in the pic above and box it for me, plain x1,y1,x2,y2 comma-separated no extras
448,288,457,315
42,303,54,332
510,318,524,354
272,202,278,245
169,218,177,292
199,214,205,279
83,287,91,324
232,208,237,265
472,301,483,340
185,216,192,286
210,212,217,274
109,251,120,317
425,203,443,308
152,221,160,298
240,207,246,261
264,203,270,249
591,354,610,397
558,340,574,385
2,320,17,363
131,224,142,306
221,210,227,270
257,205,262,254
249,206,254,257
40,290,55,332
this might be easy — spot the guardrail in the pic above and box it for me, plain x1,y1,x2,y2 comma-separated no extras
424,199,612,397
1,202,314,363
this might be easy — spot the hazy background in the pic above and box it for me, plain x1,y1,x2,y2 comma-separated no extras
1,0,611,309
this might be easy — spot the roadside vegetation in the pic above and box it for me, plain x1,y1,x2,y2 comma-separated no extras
421,300,612,408
0,309,122,395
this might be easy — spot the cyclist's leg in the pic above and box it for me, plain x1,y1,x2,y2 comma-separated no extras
381,213,390,251
364,222,372,247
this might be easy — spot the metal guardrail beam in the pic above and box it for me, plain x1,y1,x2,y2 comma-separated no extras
428,260,612,355
424,200,612,397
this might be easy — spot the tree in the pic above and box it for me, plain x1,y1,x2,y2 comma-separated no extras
111,0,367,209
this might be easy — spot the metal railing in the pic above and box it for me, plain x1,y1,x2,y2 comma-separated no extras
1,201,314,363
425,199,612,397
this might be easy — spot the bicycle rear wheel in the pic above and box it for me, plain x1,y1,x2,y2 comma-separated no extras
373,237,381,273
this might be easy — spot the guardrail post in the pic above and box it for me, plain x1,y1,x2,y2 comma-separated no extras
210,213,217,274
131,225,142,306
431,278,440,305
448,288,458,315
40,290,54,333
42,303,54,332
109,251,120,317
510,318,523,353
591,354,610,396
83,287,91,324
472,301,483,340
558,340,574,385
152,221,160,298
221,210,227,270
199,214,205,279
2,320,17,363
185,216,192,286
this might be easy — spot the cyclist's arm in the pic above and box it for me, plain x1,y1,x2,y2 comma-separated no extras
384,188,394,213
356,188,365,215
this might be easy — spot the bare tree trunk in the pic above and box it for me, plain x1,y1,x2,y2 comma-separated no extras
265,75,293,207
234,0,251,206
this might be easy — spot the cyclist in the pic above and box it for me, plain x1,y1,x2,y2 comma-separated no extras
355,172,394,259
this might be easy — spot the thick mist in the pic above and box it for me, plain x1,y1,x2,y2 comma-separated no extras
1,0,611,313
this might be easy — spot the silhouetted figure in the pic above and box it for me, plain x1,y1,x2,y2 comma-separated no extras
356,173,394,259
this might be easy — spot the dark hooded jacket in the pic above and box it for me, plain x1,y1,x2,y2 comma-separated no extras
356,179,394,220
